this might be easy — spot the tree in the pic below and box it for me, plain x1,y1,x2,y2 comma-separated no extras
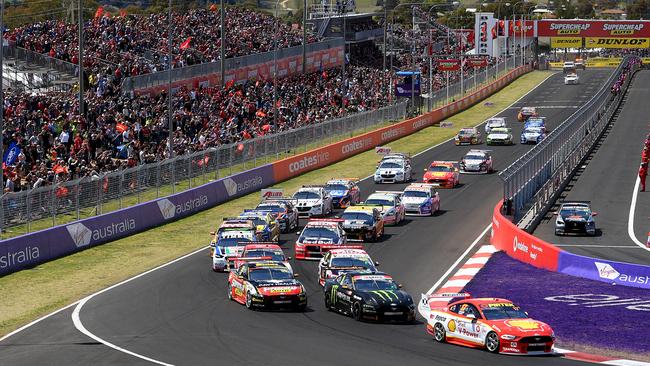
575,0,595,18
554,0,577,18
627,0,650,19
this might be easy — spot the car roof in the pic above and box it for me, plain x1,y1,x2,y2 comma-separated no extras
367,192,397,200
490,127,510,132
326,179,356,186
348,272,392,280
244,243,282,250
329,248,369,257
343,206,377,214
248,261,290,270
521,107,536,112
450,297,513,306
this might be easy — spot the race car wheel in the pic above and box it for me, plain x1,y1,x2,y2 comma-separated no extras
351,302,363,321
227,284,233,300
324,294,332,310
245,293,253,310
485,331,500,353
433,323,446,342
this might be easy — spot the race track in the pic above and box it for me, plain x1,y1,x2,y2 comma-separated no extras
0,70,612,366
534,70,650,265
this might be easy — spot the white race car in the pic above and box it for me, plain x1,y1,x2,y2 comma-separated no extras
292,186,333,218
374,158,412,184
520,126,547,144
363,191,406,225
401,183,441,216
484,117,507,134
564,73,579,85
460,149,493,174
486,127,514,145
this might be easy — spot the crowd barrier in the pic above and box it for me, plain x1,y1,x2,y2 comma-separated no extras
549,57,650,68
0,65,530,276
491,202,650,290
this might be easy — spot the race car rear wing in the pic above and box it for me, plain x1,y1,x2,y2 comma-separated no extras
308,218,344,223
420,292,472,306
374,190,403,196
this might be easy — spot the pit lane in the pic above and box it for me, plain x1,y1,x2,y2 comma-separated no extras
0,70,611,365
533,70,650,265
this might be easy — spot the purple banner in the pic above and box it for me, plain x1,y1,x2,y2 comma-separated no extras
0,164,275,276
558,252,650,290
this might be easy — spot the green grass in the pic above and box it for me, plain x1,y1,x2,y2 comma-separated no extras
0,70,552,338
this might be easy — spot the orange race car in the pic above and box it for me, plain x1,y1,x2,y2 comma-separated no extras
422,161,460,188
423,293,555,355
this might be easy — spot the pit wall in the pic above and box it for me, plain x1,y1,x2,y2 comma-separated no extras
491,202,650,290
0,66,530,276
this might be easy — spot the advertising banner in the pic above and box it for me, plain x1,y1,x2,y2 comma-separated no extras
550,37,583,48
506,19,535,38
490,202,561,271
395,82,421,97
0,164,275,276
558,252,650,290
475,12,495,56
538,20,650,38
437,59,461,71
585,37,650,48
467,57,488,67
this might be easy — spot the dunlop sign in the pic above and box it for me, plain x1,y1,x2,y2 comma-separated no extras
585,37,650,48
550,37,582,48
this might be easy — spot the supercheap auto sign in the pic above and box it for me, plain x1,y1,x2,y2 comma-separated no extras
538,20,650,38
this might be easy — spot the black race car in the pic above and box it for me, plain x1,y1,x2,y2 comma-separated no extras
554,201,597,236
323,271,415,322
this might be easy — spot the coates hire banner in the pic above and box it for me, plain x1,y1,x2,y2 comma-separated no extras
558,252,650,290
537,20,650,38
0,164,274,276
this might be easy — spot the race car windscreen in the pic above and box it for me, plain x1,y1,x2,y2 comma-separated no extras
300,227,339,242
245,249,285,261
294,191,321,200
560,207,591,219
403,190,428,198
379,162,402,169
249,268,293,281
331,257,374,269
340,212,374,224
365,198,393,206
524,127,543,134
481,303,529,320
465,154,484,160
256,204,284,213
325,184,349,192
459,130,474,136
242,217,266,227
428,165,451,172
353,278,399,291
218,237,252,247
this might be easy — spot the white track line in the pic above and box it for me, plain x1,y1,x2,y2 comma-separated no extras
627,177,650,251
2,71,556,364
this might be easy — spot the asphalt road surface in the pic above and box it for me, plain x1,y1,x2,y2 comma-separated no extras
0,70,613,366
534,70,650,265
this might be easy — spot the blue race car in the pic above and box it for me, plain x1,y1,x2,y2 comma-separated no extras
324,178,361,208
520,126,547,144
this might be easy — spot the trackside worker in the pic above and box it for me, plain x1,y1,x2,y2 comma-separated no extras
640,162,648,192
643,146,650,164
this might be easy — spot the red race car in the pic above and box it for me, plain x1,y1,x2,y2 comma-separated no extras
422,161,460,188
294,219,355,260
423,293,555,355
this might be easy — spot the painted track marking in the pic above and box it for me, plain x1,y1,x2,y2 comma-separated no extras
627,177,650,251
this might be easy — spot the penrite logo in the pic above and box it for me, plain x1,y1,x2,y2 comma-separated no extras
157,195,209,220
66,219,136,247
224,176,264,197
288,152,330,173
341,138,373,155
595,262,620,280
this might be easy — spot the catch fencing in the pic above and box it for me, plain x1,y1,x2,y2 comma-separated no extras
499,55,640,226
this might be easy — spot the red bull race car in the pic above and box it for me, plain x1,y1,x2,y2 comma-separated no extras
294,219,354,260
422,293,555,355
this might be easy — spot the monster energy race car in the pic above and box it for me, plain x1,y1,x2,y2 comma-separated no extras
323,271,416,322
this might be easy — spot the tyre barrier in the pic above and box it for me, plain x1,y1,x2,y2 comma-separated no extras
0,66,530,276
492,202,650,290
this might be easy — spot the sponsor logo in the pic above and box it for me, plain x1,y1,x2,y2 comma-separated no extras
549,23,591,33
261,189,284,199
505,319,541,330
586,37,650,48
595,262,620,280
502,347,520,353
550,37,582,48
288,152,330,173
412,118,429,129
375,146,392,155
603,23,644,35
157,195,209,220
512,236,529,254
545,294,650,312
0,246,40,269
66,219,136,247
510,342,518,347
341,138,372,155
381,127,406,142
434,315,446,322
447,319,457,332
224,176,264,197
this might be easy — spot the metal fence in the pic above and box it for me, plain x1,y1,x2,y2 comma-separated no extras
0,101,407,237
5,44,80,78
499,56,638,226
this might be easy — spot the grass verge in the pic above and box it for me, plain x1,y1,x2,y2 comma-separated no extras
0,71,553,338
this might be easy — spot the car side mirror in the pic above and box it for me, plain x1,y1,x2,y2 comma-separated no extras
375,261,380,266
423,168,427,172
398,283,403,289
294,273,300,278
471,318,478,323
466,313,476,319
552,212,558,215
296,231,301,235
209,231,215,236
375,165,379,169
525,311,529,317
341,285,349,289
592,212,598,216
287,256,292,260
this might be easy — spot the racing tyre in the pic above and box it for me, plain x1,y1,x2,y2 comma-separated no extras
351,302,363,321
433,323,446,342
324,294,332,310
245,293,254,310
227,284,233,300
485,331,500,353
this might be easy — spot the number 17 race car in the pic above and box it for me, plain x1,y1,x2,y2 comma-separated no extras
421,293,555,355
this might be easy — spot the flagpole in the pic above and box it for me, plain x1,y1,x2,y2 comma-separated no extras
0,0,5,231
220,0,225,87
273,0,279,128
78,0,84,117
168,0,174,161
